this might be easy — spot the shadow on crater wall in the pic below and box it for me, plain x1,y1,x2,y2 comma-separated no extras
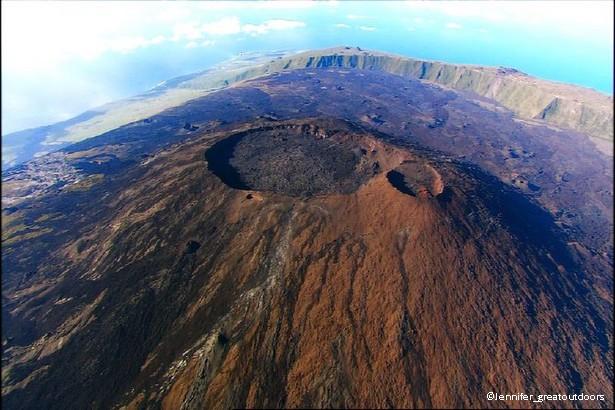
204,131,250,191
386,170,415,196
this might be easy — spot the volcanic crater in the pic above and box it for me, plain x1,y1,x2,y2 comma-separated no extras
205,118,437,198
387,160,444,198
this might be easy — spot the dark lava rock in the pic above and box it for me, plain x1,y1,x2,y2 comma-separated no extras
206,120,382,197
183,122,199,131
185,240,201,254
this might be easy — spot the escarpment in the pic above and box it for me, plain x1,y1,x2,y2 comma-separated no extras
264,48,613,142
169,47,614,143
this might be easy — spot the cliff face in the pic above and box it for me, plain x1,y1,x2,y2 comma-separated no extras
2,47,612,168
257,48,613,143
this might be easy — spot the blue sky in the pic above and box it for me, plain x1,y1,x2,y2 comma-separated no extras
2,1,613,135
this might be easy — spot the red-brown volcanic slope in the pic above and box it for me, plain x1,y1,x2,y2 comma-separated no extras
157,121,611,410
2,68,612,410
2,118,611,409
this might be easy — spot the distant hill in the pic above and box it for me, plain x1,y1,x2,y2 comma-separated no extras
2,46,612,168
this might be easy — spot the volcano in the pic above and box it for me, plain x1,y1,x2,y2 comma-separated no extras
1,49,613,409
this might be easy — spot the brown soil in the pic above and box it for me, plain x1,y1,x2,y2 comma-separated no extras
2,118,611,409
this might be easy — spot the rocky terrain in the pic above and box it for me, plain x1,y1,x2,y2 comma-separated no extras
3,46,612,168
207,120,388,196
1,64,613,409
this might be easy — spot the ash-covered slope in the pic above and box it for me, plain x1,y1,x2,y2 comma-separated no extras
2,68,613,409
3,46,612,168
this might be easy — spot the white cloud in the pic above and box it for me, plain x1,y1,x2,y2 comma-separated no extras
197,1,321,11
1,2,211,72
1,2,309,134
334,23,351,29
150,35,166,45
359,26,376,32
244,0,316,9
171,17,242,42
445,22,463,30
172,22,206,41
185,39,215,49
2,67,115,134
171,17,304,40
109,35,167,54
242,19,306,36
202,16,242,35
1,3,306,74
405,1,613,38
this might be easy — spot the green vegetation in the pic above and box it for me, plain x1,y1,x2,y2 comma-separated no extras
2,210,22,229
64,174,105,192
1,211,27,241
1,223,28,241
34,212,63,223
2,227,53,246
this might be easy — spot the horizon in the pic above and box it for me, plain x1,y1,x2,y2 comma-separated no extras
2,1,613,135
7,43,615,136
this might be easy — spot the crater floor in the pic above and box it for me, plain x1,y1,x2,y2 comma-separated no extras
206,119,413,197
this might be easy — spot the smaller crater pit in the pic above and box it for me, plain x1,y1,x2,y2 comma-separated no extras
386,160,444,198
